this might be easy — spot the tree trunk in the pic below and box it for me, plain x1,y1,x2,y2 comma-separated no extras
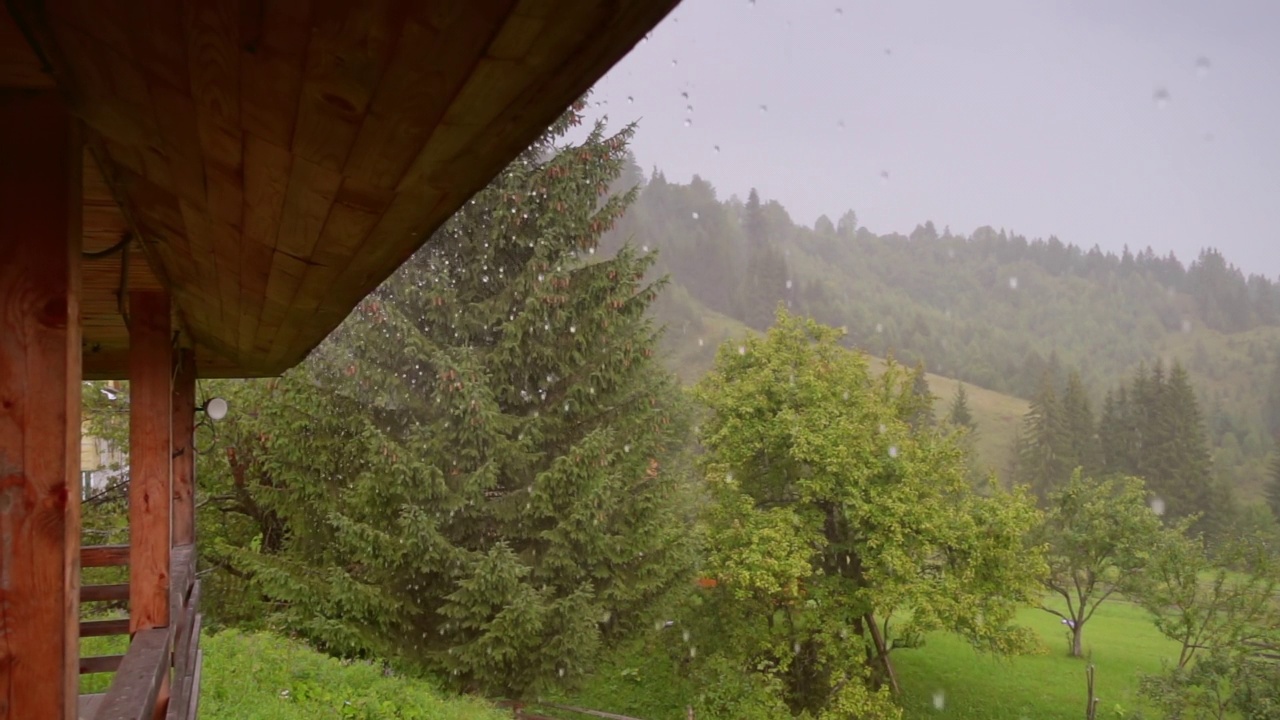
1071,623,1084,658
865,612,901,695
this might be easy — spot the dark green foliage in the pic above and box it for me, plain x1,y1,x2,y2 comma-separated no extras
1098,361,1229,537
198,102,696,700
1268,451,1280,521
1015,373,1072,501
947,383,976,430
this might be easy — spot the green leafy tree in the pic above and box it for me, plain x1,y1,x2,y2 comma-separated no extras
1034,472,1167,657
200,101,697,701
689,311,1043,717
1138,532,1280,719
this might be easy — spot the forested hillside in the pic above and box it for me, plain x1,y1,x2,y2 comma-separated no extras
601,164,1280,502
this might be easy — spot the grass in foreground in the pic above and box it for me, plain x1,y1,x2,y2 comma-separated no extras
198,630,506,720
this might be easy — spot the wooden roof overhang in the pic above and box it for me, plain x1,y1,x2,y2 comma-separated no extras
2,0,679,379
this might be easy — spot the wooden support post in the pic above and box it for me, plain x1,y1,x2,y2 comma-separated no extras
0,90,83,720
128,291,172,633
171,349,195,547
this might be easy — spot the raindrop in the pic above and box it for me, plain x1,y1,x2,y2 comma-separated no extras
686,104,693,114
682,629,690,642
624,444,631,452
713,144,721,153
681,91,690,100
601,610,612,623
683,118,692,128
932,691,946,710
1195,56,1211,77
835,7,843,16
1008,277,1019,290
689,646,697,658
698,338,705,347
758,104,769,113
837,119,845,129
884,48,893,56
1181,318,1192,333
738,345,746,355
842,390,850,400
1150,497,1166,516
785,280,792,289
692,211,700,219
1153,87,1171,109
627,95,634,104
558,667,566,678
889,445,899,459
875,323,884,333
879,170,890,184
671,58,678,67
642,244,649,252
878,423,887,434
569,325,576,333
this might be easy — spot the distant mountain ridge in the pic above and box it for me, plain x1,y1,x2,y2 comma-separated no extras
604,167,1280,501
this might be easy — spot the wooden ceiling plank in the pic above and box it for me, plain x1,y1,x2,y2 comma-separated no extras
239,0,312,148
184,0,245,354
239,133,293,351
0,6,54,87
290,0,402,172
344,1,518,191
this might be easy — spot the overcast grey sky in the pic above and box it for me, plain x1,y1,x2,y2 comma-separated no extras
587,0,1280,277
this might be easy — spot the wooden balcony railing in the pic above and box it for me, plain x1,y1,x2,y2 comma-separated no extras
78,544,203,720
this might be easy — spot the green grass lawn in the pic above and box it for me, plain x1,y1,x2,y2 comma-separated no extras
895,599,1177,720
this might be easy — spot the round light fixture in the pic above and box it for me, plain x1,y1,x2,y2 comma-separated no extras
203,397,229,422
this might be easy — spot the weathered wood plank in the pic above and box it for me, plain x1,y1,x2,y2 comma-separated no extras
93,626,173,720
82,543,131,567
172,350,196,546
239,0,311,148
128,290,172,634
0,89,82,720
80,583,130,602
79,654,125,674
80,618,131,638
79,693,105,720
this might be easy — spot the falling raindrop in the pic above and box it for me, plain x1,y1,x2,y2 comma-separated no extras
837,119,845,129
932,691,946,710
1008,277,1019,290
889,446,899,458
692,211,700,219
1150,497,1166,516
884,48,893,56
697,338,705,347
1153,87,1171,109
1182,318,1192,333
785,280,792,289
713,144,721,153
835,7,843,15
682,629,690,642
1195,56,1211,77
627,95,634,104
683,118,692,128
641,244,649,252
671,58,678,67
738,345,746,355
879,170,890,184
875,323,884,333
686,104,694,114
759,104,769,113
681,91,689,100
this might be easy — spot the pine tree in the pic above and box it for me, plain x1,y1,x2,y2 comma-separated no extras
1019,372,1070,501
1060,371,1097,475
1267,450,1280,521
907,361,935,429
207,102,696,700
948,383,976,430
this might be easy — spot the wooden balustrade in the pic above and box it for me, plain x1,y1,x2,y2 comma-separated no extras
78,543,202,720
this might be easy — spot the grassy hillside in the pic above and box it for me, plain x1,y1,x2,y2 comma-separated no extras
652,289,1028,473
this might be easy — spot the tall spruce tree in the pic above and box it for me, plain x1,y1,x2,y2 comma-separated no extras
907,361,936,430
948,383,976,430
1060,371,1097,476
204,101,696,700
1268,450,1280,521
1018,372,1070,501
